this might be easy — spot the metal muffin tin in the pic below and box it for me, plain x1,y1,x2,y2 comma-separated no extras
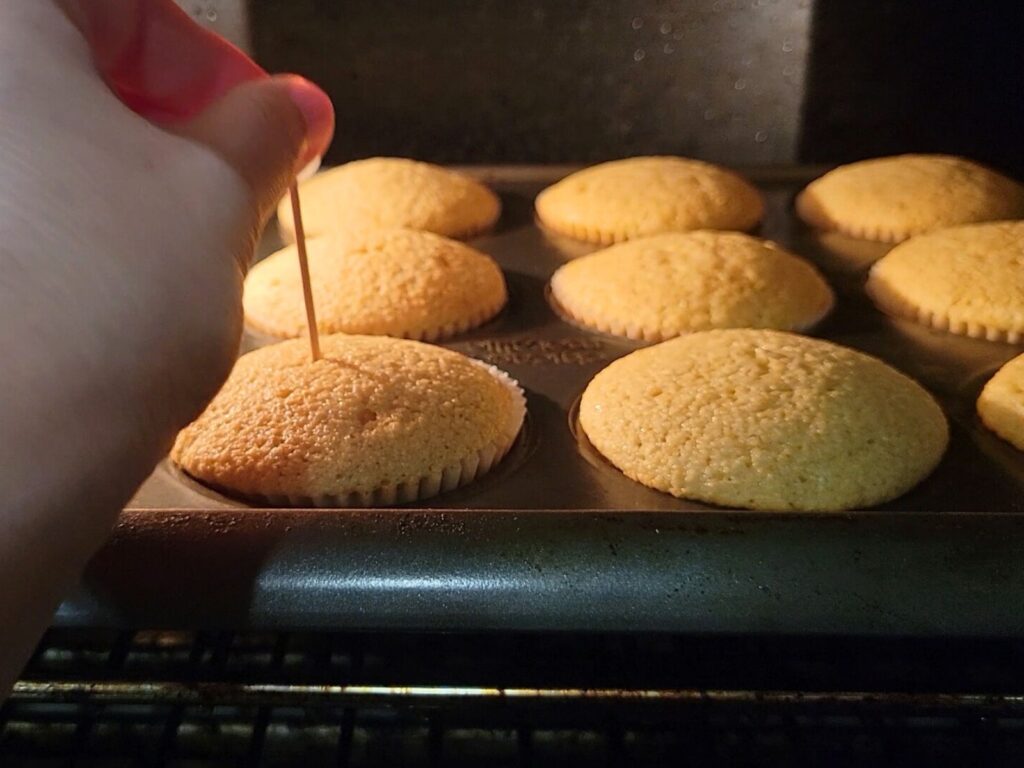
57,166,1024,637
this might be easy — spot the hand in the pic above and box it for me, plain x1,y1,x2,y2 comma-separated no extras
31,0,334,425
0,0,333,692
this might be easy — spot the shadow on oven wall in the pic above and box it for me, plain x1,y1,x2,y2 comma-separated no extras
238,0,1023,176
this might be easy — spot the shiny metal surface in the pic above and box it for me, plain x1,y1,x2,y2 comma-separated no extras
16,679,1024,712
57,166,1024,635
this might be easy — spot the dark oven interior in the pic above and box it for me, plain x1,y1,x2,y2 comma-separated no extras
5,1,1023,765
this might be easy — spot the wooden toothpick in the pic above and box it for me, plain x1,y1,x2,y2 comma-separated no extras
288,183,321,362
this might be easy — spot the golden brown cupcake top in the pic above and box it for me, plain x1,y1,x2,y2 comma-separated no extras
535,156,764,244
277,157,501,241
549,231,833,340
245,228,507,341
978,353,1024,452
797,154,1024,242
580,329,948,511
866,220,1024,343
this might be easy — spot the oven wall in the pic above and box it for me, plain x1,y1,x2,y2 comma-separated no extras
248,1,1021,174
250,0,811,166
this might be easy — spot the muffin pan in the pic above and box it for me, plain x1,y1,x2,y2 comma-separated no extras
58,166,1024,637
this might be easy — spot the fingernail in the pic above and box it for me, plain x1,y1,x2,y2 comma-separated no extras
279,74,335,168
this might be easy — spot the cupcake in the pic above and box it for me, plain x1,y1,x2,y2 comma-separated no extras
549,231,833,340
978,354,1024,452
796,154,1024,243
579,329,948,511
245,228,507,341
171,335,526,506
535,156,763,244
277,157,501,242
866,220,1024,343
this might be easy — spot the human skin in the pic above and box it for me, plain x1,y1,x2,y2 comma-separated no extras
0,0,333,693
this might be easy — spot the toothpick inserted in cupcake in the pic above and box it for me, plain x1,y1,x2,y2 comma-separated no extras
288,183,321,361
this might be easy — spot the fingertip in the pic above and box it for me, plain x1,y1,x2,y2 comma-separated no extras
276,75,335,167
298,155,323,181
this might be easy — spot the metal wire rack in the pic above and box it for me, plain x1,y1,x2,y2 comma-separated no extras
5,629,1024,766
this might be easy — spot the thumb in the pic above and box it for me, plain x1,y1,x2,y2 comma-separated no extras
175,75,334,219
